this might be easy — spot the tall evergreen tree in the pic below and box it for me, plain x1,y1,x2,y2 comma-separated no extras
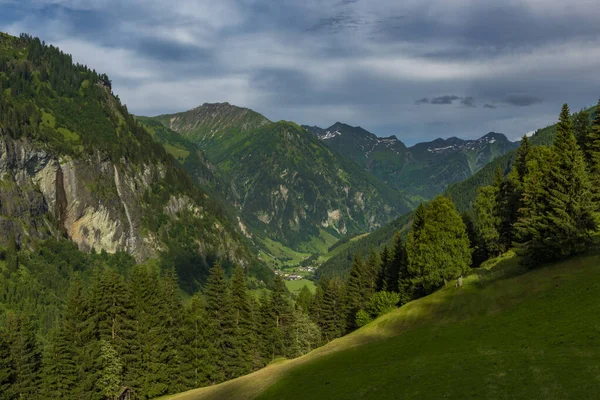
586,99,600,204
295,285,313,315
204,261,241,383
0,329,15,400
6,313,41,399
573,109,591,159
386,233,406,293
230,265,255,376
344,254,367,332
516,104,596,266
474,185,502,257
320,278,346,342
406,196,471,294
515,135,531,184
180,294,212,389
40,324,77,399
96,340,123,400
392,235,411,305
376,245,390,292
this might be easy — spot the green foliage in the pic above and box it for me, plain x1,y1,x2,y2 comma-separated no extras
474,185,502,256
516,104,596,266
97,340,123,399
406,196,471,293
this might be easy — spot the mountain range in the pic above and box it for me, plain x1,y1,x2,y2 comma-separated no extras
305,122,518,202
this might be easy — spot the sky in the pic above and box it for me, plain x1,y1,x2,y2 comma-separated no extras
1,0,600,144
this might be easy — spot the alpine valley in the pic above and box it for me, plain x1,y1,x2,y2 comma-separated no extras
2,27,599,400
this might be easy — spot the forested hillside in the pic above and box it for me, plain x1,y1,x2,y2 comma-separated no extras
145,106,412,253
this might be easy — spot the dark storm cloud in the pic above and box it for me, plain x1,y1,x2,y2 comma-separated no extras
430,95,461,105
461,97,476,108
503,94,544,107
1,0,599,144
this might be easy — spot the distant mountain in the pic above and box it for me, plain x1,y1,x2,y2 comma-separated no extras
305,123,518,202
146,105,412,253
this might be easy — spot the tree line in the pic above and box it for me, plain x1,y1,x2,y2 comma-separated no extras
0,260,319,399
469,102,600,267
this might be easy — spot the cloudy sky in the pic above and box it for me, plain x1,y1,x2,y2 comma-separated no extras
2,0,600,143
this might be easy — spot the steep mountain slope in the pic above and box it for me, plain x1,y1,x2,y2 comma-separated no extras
307,122,518,201
163,250,600,400
0,33,271,291
146,106,412,252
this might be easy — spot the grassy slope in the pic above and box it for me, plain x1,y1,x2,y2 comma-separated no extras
285,279,316,294
163,251,600,400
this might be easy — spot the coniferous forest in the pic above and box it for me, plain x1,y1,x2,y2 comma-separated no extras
2,26,600,400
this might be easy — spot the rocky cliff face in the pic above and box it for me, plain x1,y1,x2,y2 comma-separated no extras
0,133,251,264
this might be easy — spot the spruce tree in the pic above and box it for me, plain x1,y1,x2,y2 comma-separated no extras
295,285,313,314
515,135,531,184
389,233,408,298
269,275,292,361
181,294,212,389
406,196,471,294
97,339,123,400
40,324,77,399
376,245,390,292
320,278,346,342
0,329,14,399
474,185,502,257
6,313,41,398
586,99,600,204
230,265,255,376
204,261,241,383
516,104,596,266
573,109,591,159
344,253,366,332
393,235,411,305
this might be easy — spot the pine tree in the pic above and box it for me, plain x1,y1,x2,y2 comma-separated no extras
230,265,255,376
406,196,471,294
573,109,591,159
204,261,240,383
97,339,123,400
295,285,313,314
320,278,346,342
376,245,390,292
286,309,321,359
516,104,596,266
389,233,408,299
269,275,292,360
344,253,366,332
180,294,212,389
363,249,380,299
586,99,600,204
127,263,170,398
392,235,411,305
6,313,41,398
515,135,531,184
0,329,15,399
474,185,502,257
40,324,77,399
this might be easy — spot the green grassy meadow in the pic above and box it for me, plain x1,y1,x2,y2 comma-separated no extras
162,250,600,400
285,279,316,294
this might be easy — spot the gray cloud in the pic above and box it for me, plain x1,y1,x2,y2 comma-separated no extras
431,95,461,105
502,94,544,107
461,96,476,108
1,0,599,144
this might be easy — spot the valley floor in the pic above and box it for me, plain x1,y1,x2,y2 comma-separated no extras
162,250,600,400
